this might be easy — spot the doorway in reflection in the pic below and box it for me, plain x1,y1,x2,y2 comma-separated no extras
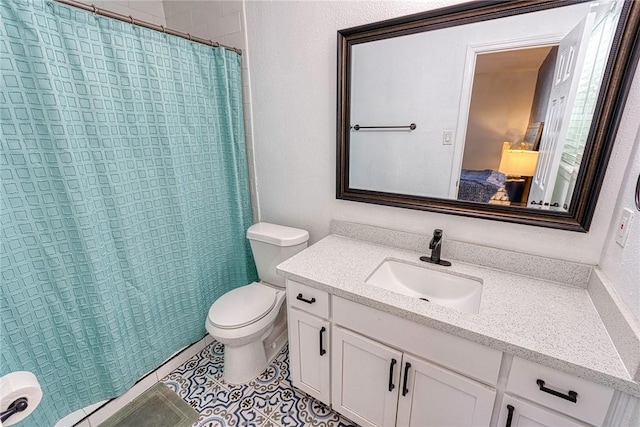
459,46,557,206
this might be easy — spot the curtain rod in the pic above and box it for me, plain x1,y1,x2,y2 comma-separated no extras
52,0,242,55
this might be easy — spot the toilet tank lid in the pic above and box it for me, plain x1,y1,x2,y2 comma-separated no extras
247,222,309,247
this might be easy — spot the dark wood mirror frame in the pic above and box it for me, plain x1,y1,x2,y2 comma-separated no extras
336,0,640,232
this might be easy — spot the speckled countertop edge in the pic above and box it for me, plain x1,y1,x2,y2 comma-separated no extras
277,234,640,397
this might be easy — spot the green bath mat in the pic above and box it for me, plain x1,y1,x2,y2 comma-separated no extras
100,383,199,427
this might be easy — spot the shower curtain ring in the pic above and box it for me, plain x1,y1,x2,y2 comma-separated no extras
187,33,192,41
91,4,97,15
128,15,135,24
160,25,166,33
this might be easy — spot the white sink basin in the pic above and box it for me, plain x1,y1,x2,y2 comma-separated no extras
365,259,483,314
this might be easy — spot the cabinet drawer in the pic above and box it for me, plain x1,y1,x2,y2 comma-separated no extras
287,280,330,319
506,357,613,426
497,395,587,427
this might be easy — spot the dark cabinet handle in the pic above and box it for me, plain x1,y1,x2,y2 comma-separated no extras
505,404,514,427
319,327,326,356
402,362,411,396
388,358,397,392
536,379,578,403
296,293,316,304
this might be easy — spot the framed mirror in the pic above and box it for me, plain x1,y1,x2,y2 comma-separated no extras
337,0,640,231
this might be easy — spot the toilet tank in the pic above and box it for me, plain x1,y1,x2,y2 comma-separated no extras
247,222,309,288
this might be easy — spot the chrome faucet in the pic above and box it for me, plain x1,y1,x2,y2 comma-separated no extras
420,229,451,266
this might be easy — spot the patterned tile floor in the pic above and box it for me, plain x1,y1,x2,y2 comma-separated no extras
161,341,358,427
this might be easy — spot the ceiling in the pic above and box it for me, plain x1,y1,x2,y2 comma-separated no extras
475,46,555,74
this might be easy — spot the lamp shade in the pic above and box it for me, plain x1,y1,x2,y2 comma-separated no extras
499,149,539,176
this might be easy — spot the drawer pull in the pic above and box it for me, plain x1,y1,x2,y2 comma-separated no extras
296,293,316,304
402,362,411,396
505,404,514,427
388,358,397,392
319,327,326,356
536,379,578,403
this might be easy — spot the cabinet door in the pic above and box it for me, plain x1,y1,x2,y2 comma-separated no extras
497,395,587,427
396,354,496,426
288,308,331,405
332,326,402,427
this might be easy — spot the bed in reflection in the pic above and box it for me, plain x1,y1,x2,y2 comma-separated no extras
457,169,507,203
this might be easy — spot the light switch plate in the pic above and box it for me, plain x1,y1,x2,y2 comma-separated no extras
443,130,453,145
615,208,633,247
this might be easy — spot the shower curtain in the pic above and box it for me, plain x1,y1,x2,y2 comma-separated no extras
0,0,257,424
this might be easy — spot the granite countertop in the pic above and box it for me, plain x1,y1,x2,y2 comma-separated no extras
277,234,639,396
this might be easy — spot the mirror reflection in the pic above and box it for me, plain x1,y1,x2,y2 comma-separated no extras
348,0,622,212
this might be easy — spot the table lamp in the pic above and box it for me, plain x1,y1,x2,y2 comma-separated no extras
499,148,540,203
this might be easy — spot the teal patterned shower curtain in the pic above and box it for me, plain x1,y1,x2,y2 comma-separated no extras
0,0,257,424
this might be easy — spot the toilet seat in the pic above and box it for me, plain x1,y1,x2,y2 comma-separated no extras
208,282,277,329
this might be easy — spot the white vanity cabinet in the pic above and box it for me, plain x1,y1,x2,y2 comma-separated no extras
395,353,496,427
496,395,586,427
286,281,331,405
285,280,619,427
331,327,402,427
331,318,496,427
502,357,614,427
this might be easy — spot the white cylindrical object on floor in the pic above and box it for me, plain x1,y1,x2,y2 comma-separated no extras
0,371,43,426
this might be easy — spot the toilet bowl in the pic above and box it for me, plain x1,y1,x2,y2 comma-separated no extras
206,282,287,384
205,223,309,385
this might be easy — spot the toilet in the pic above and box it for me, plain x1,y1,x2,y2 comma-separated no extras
205,222,309,384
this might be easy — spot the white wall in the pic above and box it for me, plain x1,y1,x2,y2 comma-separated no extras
162,0,259,220
163,0,244,47
349,34,461,198
89,0,166,25
600,127,640,321
244,0,640,269
349,12,573,198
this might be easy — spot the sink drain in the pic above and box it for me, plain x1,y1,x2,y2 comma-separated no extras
419,297,430,302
